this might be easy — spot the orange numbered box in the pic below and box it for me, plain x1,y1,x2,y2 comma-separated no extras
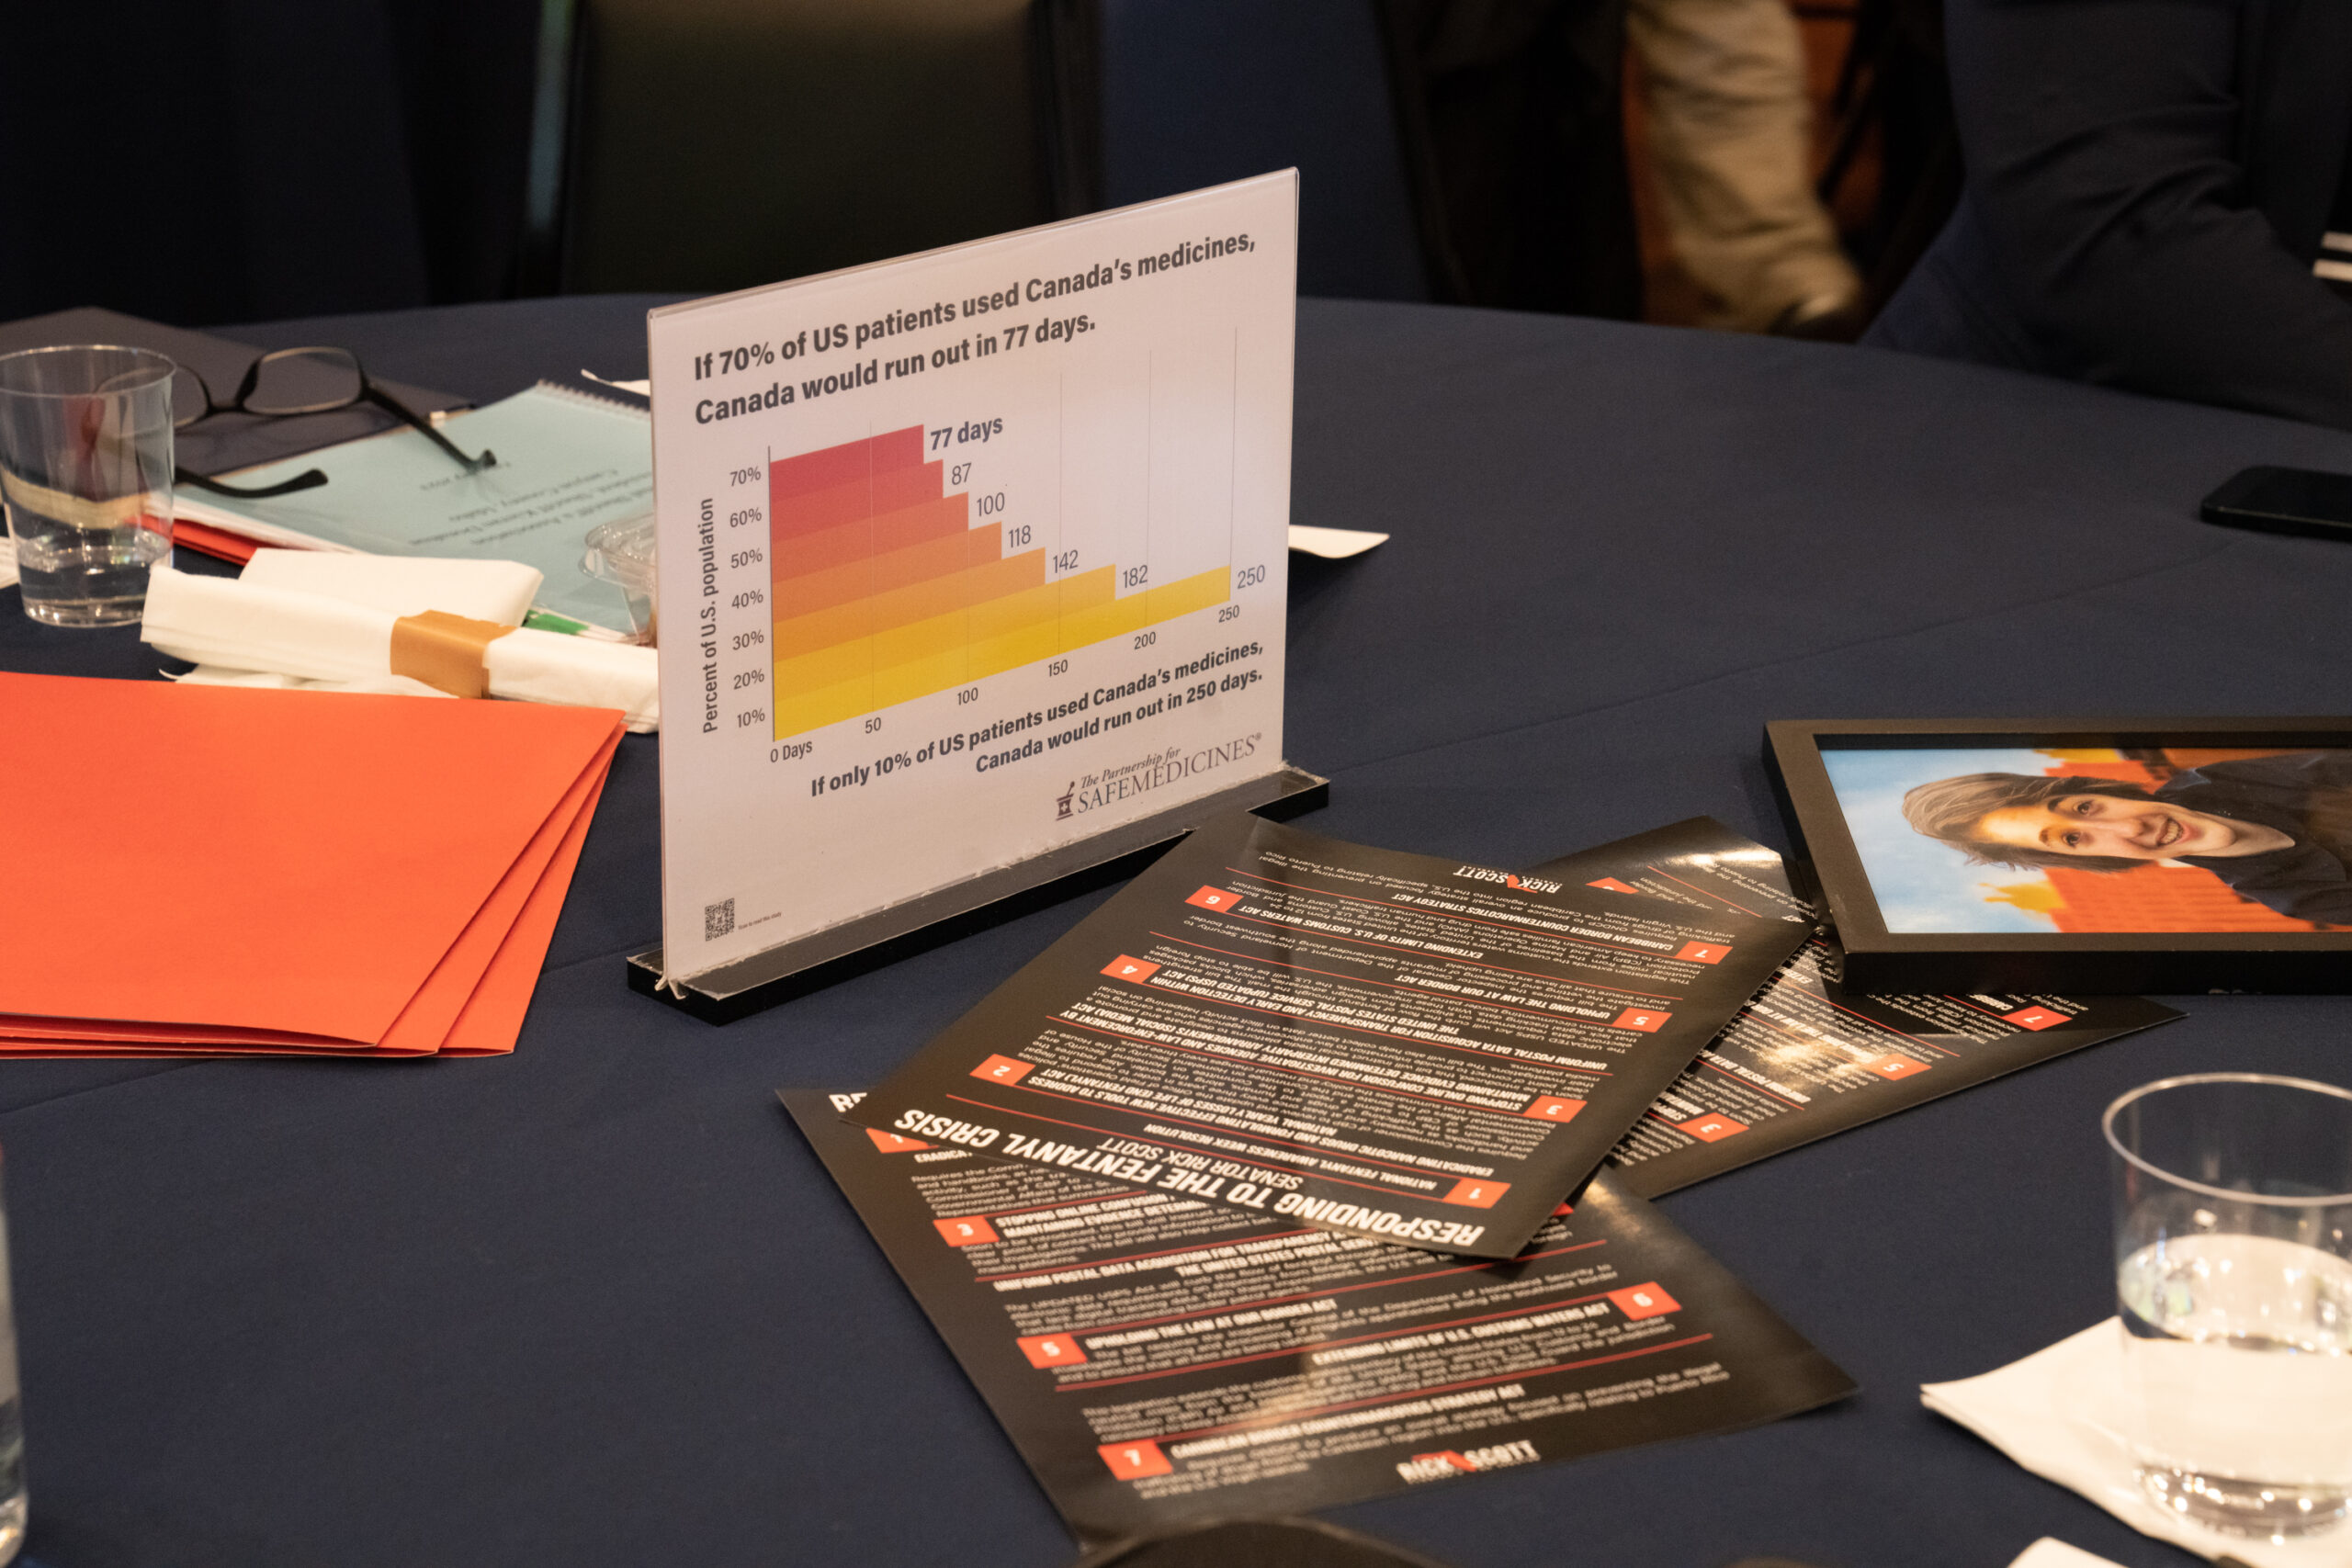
1442,1178,1510,1208
1521,1095,1586,1123
970,1054,1033,1086
933,1215,1001,1247
1101,955,1160,983
1674,942,1730,964
1612,1007,1671,1032
1016,1333,1089,1369
2004,1006,2066,1032
1607,1281,1681,1320
1183,886,1241,912
865,1128,929,1153
1099,1439,1174,1479
1680,1112,1747,1142
1865,1054,1931,1081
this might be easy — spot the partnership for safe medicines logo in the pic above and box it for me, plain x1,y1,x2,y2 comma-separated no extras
1057,734,1262,819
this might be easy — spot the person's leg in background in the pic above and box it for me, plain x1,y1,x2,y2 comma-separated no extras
1626,0,1860,333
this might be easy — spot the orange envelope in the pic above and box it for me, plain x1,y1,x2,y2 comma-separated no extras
0,726,616,1058
434,750,614,1055
0,672,624,1050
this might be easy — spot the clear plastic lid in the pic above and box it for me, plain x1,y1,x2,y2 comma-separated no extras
582,514,657,643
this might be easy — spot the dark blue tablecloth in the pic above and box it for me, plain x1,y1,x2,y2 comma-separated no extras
3,297,2348,1568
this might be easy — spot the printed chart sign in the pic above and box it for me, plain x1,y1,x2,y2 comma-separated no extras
647,175,1298,982
786,1090,1854,1543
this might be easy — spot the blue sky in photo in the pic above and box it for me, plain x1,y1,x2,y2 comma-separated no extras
1820,747,2063,933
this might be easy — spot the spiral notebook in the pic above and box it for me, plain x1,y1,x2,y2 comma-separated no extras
170,382,652,636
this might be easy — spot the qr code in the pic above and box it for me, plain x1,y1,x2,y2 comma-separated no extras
705,898,736,941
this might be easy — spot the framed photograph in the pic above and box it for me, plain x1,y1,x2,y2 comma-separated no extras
1765,717,2352,994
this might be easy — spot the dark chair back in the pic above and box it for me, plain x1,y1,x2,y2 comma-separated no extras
526,0,1100,295
1375,0,1642,318
1097,0,1430,300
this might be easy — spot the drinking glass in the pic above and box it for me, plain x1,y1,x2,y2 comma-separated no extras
2105,1073,2352,1540
0,1150,22,1566
0,344,175,626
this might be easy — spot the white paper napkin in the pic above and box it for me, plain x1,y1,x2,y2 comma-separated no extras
141,567,658,731
1924,1321,2352,1567
145,567,391,682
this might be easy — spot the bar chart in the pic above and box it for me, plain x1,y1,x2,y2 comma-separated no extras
768,423,1229,739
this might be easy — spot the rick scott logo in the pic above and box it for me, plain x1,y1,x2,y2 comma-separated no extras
1396,1440,1541,1483
1453,865,1561,895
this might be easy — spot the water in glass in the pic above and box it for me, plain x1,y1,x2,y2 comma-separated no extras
2120,1232,2352,1535
4,499,168,626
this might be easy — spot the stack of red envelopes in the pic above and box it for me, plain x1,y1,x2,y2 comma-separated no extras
0,671,622,1057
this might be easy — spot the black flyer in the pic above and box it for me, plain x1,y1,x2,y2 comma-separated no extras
1525,818,2184,1197
845,813,1812,1259
786,1090,1856,1544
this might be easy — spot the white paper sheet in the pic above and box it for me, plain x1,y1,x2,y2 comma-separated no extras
1286,525,1388,558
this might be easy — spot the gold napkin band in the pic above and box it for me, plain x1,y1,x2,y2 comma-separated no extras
0,470,165,531
389,611,515,699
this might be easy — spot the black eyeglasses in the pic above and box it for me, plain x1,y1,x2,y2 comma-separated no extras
171,346,497,500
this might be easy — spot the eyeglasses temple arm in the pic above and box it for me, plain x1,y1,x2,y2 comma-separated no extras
175,467,330,500
361,384,495,473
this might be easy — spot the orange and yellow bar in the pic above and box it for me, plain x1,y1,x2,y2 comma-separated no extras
771,564,1231,739
764,426,1232,739
769,424,929,543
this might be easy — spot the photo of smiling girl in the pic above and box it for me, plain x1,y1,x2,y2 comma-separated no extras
1819,747,2352,934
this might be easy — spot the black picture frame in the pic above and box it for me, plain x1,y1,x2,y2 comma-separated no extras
1764,717,2352,994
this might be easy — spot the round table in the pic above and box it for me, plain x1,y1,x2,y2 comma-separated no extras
3,296,2349,1568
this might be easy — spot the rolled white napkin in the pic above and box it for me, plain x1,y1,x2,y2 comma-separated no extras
1923,1321,2352,1568
175,666,448,699
239,549,542,625
144,568,389,682
141,567,658,732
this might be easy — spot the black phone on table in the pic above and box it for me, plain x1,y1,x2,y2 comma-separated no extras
2201,465,2352,541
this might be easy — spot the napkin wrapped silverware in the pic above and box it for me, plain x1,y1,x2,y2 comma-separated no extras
141,566,658,732
236,548,544,626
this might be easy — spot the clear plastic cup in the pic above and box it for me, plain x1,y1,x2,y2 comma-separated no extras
0,1148,30,1564
0,345,175,626
2106,1073,2352,1540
